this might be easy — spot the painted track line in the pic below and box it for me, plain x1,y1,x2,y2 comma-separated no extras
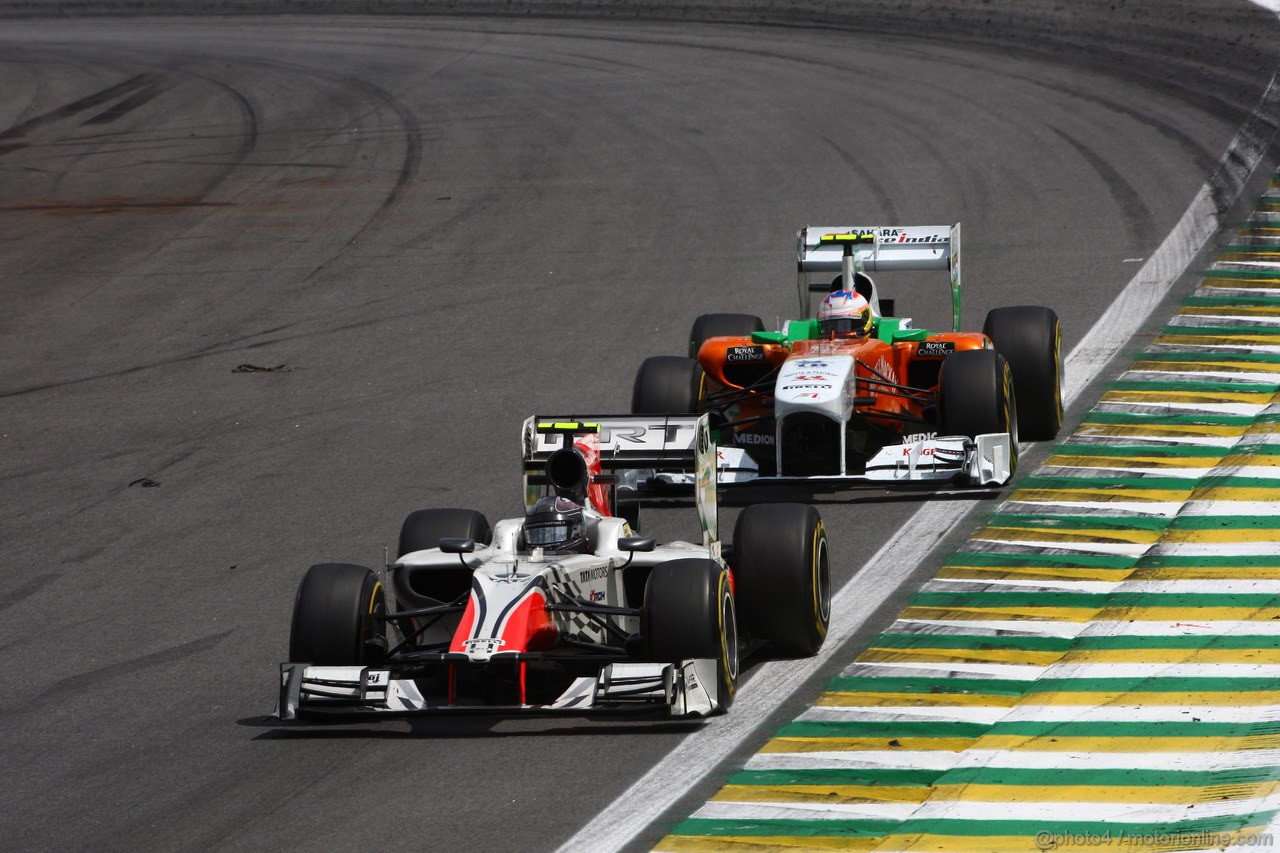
554,63,1280,853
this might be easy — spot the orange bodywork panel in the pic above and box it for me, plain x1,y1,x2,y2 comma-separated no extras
697,330,988,434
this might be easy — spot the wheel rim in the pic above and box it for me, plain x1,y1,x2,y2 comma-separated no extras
813,526,832,627
360,578,385,661
719,572,739,687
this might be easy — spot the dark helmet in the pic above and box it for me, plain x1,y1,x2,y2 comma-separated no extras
524,495,588,553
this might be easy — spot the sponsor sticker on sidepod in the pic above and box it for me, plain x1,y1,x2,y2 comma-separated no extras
726,345,766,362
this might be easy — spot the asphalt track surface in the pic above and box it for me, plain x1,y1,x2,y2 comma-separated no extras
1,3,1277,851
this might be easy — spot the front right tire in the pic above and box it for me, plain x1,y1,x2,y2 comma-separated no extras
289,562,385,665
631,355,704,414
983,305,1063,441
689,313,765,358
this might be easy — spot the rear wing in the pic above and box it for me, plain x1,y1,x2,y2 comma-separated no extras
521,415,719,545
795,223,962,331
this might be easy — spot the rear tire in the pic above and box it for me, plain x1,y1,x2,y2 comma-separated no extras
289,563,385,665
631,355,704,414
732,503,830,657
689,313,765,358
643,558,737,711
983,306,1062,441
398,508,492,557
397,508,490,603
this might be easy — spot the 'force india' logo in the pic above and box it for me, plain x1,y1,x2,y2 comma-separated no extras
875,228,947,244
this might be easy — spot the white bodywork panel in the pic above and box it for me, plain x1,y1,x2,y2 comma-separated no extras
276,659,720,719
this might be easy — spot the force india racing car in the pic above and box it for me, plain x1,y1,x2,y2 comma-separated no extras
631,224,1063,488
276,415,830,721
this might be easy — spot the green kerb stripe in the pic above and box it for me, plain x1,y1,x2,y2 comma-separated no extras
936,766,1280,786
870,633,1280,651
776,720,988,738
670,817,899,837
909,591,1280,608
825,676,1280,694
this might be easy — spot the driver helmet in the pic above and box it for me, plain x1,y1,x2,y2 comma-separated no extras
524,495,588,553
818,289,872,338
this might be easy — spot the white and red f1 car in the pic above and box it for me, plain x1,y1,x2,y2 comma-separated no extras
276,415,830,721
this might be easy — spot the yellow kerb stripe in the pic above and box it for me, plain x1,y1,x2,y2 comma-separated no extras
1045,454,1219,468
860,647,1059,666
928,781,1280,803
974,734,1280,751
817,691,1020,708
940,565,1137,582
976,525,1163,544
656,835,882,852
761,736,973,753
711,784,929,805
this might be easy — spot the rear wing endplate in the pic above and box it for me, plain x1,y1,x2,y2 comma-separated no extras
521,415,719,545
795,223,962,331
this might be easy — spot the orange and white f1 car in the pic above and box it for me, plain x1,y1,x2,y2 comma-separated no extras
631,224,1063,488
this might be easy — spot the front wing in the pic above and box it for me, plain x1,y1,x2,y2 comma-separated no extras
275,659,724,720
715,433,1013,487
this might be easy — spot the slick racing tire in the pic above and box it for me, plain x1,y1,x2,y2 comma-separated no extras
396,508,491,603
731,503,830,658
983,306,1063,441
631,355,705,414
939,349,1019,474
643,558,738,712
398,508,492,556
689,313,765,358
289,563,386,665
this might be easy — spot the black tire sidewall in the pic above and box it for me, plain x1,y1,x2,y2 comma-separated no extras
689,313,765,358
398,508,492,557
289,562,384,665
642,558,737,709
631,355,704,414
731,503,830,657
983,306,1063,441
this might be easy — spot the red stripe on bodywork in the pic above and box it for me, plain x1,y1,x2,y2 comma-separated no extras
449,593,479,654
502,591,556,653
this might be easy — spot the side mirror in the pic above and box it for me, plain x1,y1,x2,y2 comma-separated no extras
618,536,655,553
439,538,476,554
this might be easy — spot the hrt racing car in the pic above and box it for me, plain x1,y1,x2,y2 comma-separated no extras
631,224,1063,488
276,415,830,721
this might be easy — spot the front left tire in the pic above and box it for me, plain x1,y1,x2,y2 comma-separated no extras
731,503,830,657
642,558,738,712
